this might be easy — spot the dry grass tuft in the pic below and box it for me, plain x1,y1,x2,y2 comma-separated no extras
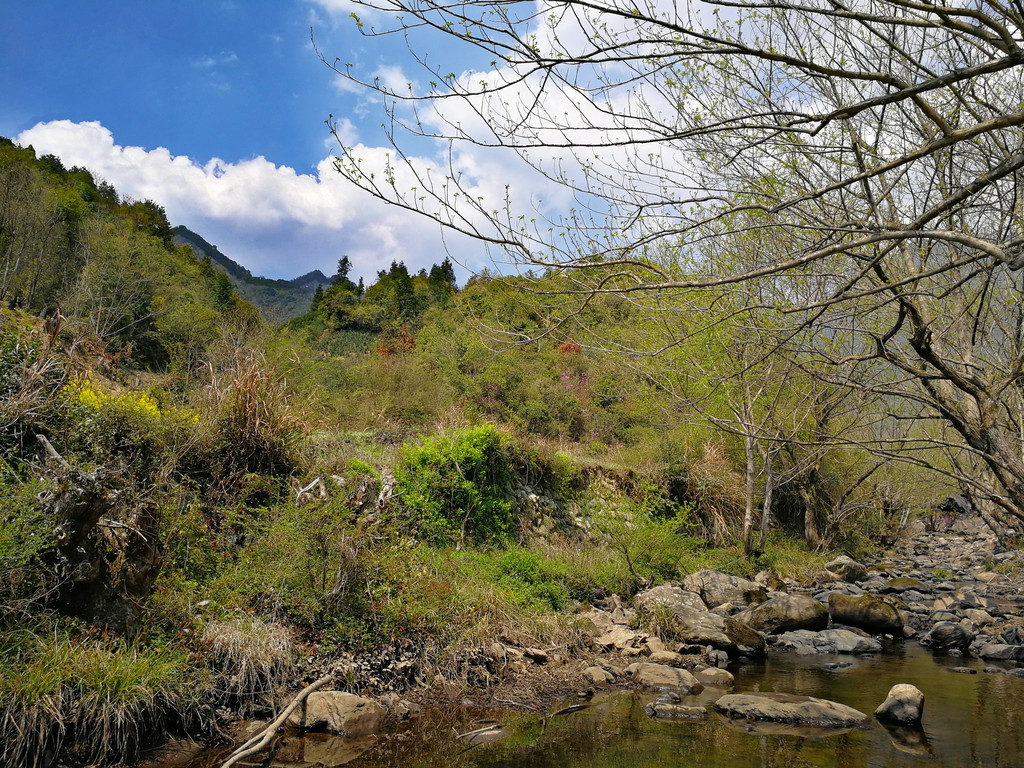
201,615,294,713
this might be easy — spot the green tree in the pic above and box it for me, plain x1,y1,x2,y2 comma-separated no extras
328,0,1024,531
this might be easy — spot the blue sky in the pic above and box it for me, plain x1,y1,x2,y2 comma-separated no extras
1,0,515,281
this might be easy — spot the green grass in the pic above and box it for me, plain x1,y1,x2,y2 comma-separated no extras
0,631,208,767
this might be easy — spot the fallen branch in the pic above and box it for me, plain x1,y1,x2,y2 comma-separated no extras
220,672,335,768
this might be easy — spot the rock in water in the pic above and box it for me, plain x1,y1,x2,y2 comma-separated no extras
286,691,385,736
920,621,973,652
625,662,704,694
714,692,870,728
828,592,903,635
874,683,925,727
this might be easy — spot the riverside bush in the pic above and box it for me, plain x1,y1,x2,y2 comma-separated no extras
396,425,520,545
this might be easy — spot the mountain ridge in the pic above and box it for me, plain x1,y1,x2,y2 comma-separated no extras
172,225,330,321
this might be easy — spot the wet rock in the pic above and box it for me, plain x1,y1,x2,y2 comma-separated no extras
828,593,903,635
626,662,704,694
286,692,385,736
734,594,829,634
975,643,1024,661
920,621,974,652
822,661,853,672
644,692,709,721
776,628,882,655
824,556,868,583
682,570,767,609
714,692,871,728
874,683,924,726
692,666,734,687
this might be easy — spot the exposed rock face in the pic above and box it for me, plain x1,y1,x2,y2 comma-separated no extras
828,592,903,635
824,556,868,583
775,629,882,655
625,662,704,694
874,683,925,727
735,594,829,634
683,570,767,609
920,621,974,652
286,692,385,736
714,693,871,728
633,584,707,613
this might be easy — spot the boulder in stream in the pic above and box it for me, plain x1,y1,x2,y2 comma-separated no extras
714,692,871,729
776,628,882,655
626,662,704,694
874,683,925,726
920,621,974,652
286,691,386,736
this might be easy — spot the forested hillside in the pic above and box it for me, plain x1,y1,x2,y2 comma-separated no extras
0,139,948,766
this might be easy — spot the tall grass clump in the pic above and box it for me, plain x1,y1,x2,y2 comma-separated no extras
207,350,305,477
0,632,206,767
201,615,294,713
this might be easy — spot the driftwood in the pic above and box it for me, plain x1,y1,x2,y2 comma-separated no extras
219,672,335,768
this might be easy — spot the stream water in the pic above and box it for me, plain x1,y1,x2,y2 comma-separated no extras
186,644,1024,768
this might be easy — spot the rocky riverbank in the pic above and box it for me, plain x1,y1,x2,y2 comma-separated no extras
160,518,1024,765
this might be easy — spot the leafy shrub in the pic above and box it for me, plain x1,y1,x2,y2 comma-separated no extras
0,477,59,615
396,425,520,545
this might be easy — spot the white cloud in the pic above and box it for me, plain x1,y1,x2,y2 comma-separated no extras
192,51,239,68
13,120,511,282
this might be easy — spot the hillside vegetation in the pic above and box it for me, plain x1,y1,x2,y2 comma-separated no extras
0,138,939,766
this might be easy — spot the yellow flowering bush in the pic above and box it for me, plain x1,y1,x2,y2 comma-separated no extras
69,378,197,424
63,378,200,461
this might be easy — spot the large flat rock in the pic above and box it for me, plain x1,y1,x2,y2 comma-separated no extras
714,692,871,729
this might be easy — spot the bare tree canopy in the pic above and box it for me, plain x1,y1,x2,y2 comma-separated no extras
325,0,1024,529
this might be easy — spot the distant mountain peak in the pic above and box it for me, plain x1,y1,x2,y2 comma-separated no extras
172,225,332,321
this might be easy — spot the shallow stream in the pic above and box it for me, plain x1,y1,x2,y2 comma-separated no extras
189,645,1024,768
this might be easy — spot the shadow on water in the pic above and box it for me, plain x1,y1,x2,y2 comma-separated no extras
183,645,1023,768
